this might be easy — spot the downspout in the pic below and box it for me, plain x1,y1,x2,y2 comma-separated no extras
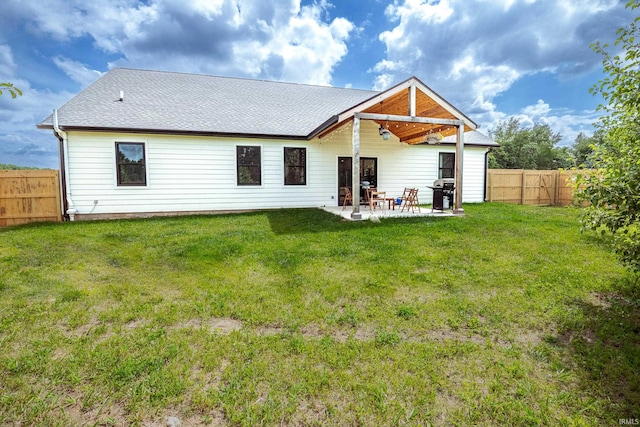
53,109,77,221
484,149,490,202
56,134,66,219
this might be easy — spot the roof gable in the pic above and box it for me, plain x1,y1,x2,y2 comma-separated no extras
314,77,477,144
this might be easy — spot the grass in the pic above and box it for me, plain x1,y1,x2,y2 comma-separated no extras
0,203,639,426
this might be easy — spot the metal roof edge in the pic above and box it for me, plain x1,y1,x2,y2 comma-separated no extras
306,115,339,140
38,126,310,141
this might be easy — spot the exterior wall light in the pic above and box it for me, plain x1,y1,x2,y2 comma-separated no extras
379,125,391,140
425,132,443,145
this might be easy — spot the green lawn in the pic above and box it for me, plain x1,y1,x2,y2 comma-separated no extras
0,204,638,426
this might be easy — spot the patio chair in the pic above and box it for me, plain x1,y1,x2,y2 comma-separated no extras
342,186,353,210
399,188,412,209
401,188,421,213
364,187,377,205
369,190,386,212
413,188,421,211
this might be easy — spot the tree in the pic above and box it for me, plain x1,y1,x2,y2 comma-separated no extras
569,130,604,168
0,164,41,170
0,82,22,98
488,117,568,169
576,0,640,271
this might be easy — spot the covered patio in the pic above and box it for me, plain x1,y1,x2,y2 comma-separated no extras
316,77,477,220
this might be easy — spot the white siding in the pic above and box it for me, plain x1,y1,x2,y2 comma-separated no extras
66,123,488,216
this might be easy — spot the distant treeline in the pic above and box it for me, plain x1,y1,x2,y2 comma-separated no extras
0,164,51,170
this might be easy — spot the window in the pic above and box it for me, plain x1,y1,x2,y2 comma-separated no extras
284,147,306,185
237,146,261,185
439,152,455,179
116,142,146,186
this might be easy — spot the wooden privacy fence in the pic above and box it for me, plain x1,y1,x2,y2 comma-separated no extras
0,170,62,226
486,169,585,206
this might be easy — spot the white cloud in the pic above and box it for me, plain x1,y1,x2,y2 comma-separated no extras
385,0,454,25
374,0,626,100
234,2,354,85
5,0,158,53
522,99,551,118
191,0,225,20
372,73,395,91
5,0,355,86
53,57,104,88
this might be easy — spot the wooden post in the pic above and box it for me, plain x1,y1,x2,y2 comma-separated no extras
554,170,559,206
409,84,416,117
489,169,494,202
454,124,464,214
351,114,362,220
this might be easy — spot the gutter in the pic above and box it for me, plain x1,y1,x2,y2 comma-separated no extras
53,109,77,221
306,115,339,140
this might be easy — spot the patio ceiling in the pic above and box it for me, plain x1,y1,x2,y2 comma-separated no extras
363,88,474,144
316,77,476,144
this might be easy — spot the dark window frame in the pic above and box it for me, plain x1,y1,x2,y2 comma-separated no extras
284,147,307,186
236,145,262,186
438,152,455,179
115,142,147,186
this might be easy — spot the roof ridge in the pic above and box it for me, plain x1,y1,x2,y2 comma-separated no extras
110,67,379,94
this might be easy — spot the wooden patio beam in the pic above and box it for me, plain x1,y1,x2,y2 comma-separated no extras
356,112,465,127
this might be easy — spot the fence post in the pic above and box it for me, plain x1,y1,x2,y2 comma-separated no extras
553,171,559,206
521,170,526,205
488,170,494,202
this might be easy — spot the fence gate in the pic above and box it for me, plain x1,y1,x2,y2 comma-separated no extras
487,169,585,206
0,170,62,226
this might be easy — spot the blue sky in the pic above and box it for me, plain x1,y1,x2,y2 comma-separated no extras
0,0,633,168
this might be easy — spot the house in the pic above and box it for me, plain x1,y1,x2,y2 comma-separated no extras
38,68,497,221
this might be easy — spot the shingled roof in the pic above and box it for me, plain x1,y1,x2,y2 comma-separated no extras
38,68,379,138
39,68,495,146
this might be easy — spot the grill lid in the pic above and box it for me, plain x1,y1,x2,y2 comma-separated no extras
433,178,455,188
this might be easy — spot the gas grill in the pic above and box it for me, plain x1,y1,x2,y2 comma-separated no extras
430,178,455,210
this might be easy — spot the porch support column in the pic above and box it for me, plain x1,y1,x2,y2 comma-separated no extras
454,124,464,214
351,113,362,219
409,84,416,117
